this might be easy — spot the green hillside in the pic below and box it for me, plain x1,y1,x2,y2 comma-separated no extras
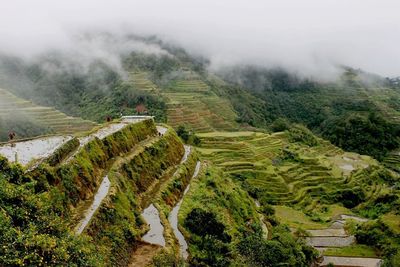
0,39,400,266
0,88,97,141
196,128,400,264
128,70,239,132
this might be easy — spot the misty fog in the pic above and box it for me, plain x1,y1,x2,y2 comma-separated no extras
0,0,399,78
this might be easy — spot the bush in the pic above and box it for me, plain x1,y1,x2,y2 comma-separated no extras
271,118,291,132
176,125,201,145
287,124,319,147
237,226,317,267
184,208,231,243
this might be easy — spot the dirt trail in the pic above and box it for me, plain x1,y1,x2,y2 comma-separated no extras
254,200,269,239
168,161,201,259
128,242,162,267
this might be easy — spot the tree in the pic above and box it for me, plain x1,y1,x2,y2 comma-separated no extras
184,208,230,242
176,125,189,143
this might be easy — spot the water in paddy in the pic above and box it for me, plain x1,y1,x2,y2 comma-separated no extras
142,204,166,246
168,161,201,259
76,175,111,234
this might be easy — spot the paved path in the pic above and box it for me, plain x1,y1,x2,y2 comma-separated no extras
321,256,382,267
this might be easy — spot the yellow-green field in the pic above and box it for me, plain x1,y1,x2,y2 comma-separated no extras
128,71,239,132
197,130,380,208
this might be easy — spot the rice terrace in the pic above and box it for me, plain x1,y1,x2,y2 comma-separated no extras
0,1,400,267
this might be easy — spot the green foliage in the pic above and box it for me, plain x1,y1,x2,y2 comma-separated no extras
287,124,319,147
321,112,400,160
45,137,80,166
0,157,101,266
180,165,260,266
323,187,366,208
0,57,167,123
56,119,157,206
220,66,400,160
261,204,275,216
184,208,232,266
0,115,53,142
184,208,231,243
271,118,291,132
176,125,201,146
120,130,184,193
355,220,400,266
237,225,317,267
358,194,400,219
152,250,185,267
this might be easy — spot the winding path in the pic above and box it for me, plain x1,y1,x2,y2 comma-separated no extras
254,200,269,239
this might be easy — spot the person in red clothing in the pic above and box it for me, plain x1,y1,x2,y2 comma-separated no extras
8,131,16,141
8,131,16,147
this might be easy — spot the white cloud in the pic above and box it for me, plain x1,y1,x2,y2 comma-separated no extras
0,0,399,77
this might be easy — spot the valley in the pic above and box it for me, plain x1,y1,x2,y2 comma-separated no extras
0,41,399,267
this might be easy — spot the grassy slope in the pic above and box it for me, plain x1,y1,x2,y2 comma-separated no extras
179,163,260,262
127,70,239,132
86,128,187,266
0,88,97,141
195,129,400,260
0,118,209,266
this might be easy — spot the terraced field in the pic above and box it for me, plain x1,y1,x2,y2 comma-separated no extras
128,71,239,132
0,88,97,135
197,131,378,207
383,151,400,173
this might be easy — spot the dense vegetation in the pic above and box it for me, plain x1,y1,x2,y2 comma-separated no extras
0,157,100,266
0,115,53,141
0,55,167,123
355,220,400,266
179,164,317,267
0,119,165,266
219,66,400,159
238,225,317,267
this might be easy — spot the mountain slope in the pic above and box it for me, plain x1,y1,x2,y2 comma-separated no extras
0,88,97,141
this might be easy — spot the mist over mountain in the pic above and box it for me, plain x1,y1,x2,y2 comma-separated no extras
0,0,399,79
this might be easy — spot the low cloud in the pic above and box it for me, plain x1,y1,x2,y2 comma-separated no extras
0,0,399,78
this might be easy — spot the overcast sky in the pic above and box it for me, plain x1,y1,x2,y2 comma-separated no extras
0,0,399,77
